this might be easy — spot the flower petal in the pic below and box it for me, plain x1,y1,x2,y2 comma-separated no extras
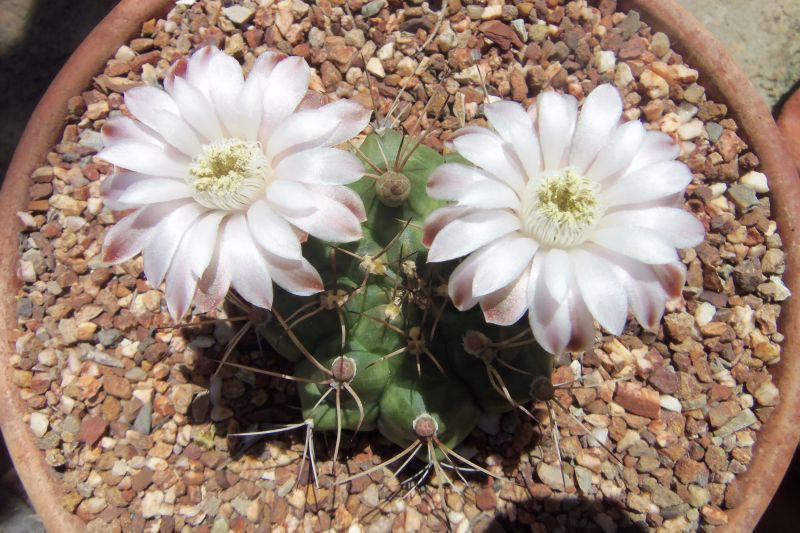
306,184,366,222
151,112,203,156
171,76,225,142
455,179,520,210
98,142,190,178
537,91,578,171
626,130,681,174
422,205,474,248
101,116,163,148
265,180,319,217
102,200,192,264
472,235,538,297
316,99,372,147
124,86,180,132
602,160,693,208
452,129,527,192
447,247,487,310
278,187,364,243
142,202,207,287
653,262,687,300
259,56,311,142
274,148,365,185
221,214,274,309
187,211,227,278
117,177,193,205
246,200,303,259
589,226,678,264
586,120,645,182
484,100,542,177
568,84,623,173
427,210,521,262
101,171,181,210
571,248,628,334
184,46,219,100
265,109,340,161
164,227,200,320
543,248,572,302
194,240,231,314
427,163,493,199
598,207,705,249
481,265,530,326
593,247,668,331
262,252,324,296
207,51,246,136
528,254,571,354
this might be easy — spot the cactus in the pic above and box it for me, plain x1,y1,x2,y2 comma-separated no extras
247,125,553,476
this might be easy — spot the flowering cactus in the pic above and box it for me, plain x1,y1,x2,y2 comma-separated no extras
100,47,701,478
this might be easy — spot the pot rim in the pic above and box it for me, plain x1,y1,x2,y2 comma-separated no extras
1,1,797,531
0,1,174,532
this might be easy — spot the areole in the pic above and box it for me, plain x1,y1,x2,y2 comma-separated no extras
0,1,797,532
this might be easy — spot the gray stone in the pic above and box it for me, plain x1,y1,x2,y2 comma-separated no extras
222,5,255,25
620,10,641,39
706,122,724,142
727,183,759,210
714,408,757,437
361,0,385,18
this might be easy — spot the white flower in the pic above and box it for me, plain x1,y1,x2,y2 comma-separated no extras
423,85,705,354
99,46,370,319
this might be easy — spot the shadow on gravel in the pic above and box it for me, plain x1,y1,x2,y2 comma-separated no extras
0,0,114,183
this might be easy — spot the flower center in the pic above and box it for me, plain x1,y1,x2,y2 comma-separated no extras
188,138,269,211
521,168,600,247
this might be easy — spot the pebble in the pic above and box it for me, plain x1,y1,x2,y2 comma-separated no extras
29,412,49,438
595,50,616,72
537,462,574,491
361,0,385,18
714,408,757,438
78,416,108,446
640,69,669,99
222,5,254,25
366,57,385,78
659,395,682,413
739,170,769,193
677,119,705,140
651,32,670,57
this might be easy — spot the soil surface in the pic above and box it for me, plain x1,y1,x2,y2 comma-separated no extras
1,1,800,532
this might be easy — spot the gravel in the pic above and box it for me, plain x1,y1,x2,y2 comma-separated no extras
10,0,787,531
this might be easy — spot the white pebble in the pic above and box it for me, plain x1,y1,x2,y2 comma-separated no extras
366,57,385,78
29,412,49,438
659,395,682,413
677,119,705,140
694,302,716,326
709,182,728,198
740,171,769,193
376,42,395,61
595,50,616,72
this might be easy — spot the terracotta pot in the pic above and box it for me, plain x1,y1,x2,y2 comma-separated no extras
778,87,800,172
1,1,798,531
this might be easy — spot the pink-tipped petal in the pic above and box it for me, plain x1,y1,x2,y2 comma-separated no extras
262,252,324,296
602,160,693,208
626,130,681,173
187,211,227,278
537,91,578,171
427,210,520,263
101,171,182,210
265,180,319,217
542,248,573,302
589,226,678,265
279,188,364,243
259,56,312,142
124,86,180,132
101,116,163,148
586,120,645,182
274,148,365,185
452,129,527,192
246,200,303,259
447,249,487,310
117,177,193,205
472,235,538,297
481,266,530,326
102,200,191,264
306,184,367,222
653,262,687,300
422,205,473,248
455,179,520,210
164,227,200,321
207,52,247,138
568,84,623,173
194,240,231,314
265,109,340,161
142,202,206,287
528,254,571,354
571,248,628,335
184,46,220,100
171,76,224,142
484,100,542,177
221,215,274,309
98,141,191,178
598,207,705,249
151,112,203,156
427,163,493,200
317,99,372,147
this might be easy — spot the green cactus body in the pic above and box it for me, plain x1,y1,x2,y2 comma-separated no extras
257,129,553,461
